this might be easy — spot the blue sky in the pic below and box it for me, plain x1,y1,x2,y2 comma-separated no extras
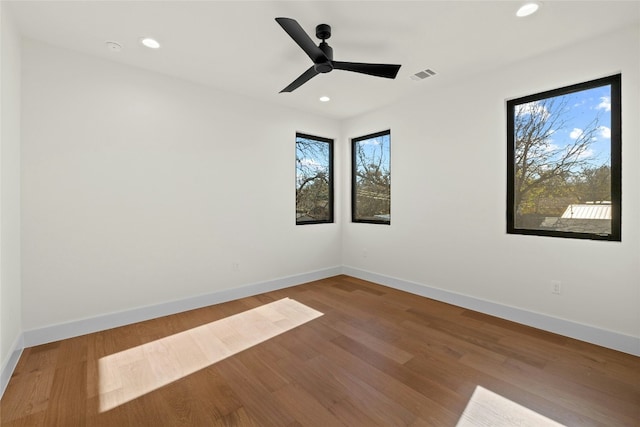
354,134,390,173
517,84,612,168
556,85,611,166
296,138,330,167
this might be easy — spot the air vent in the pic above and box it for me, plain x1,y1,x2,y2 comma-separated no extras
410,68,437,81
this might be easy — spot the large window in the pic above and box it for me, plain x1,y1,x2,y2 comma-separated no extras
352,130,391,224
507,74,621,241
296,133,333,225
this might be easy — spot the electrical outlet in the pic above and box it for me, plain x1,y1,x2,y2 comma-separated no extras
551,280,561,295
232,261,240,271
362,248,368,258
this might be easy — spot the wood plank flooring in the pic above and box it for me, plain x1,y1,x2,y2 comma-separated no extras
1,275,639,426
97,297,322,413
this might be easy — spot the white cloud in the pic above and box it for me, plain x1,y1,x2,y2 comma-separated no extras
359,138,382,146
569,128,583,139
577,148,595,160
298,158,322,168
515,101,550,120
596,96,611,111
598,125,611,139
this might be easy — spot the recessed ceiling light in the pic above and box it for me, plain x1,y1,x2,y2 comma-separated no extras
319,96,330,102
140,37,161,49
516,2,541,17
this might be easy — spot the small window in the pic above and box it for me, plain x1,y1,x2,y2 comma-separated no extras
296,133,333,225
507,74,621,241
352,130,391,224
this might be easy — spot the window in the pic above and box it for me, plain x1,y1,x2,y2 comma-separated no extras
296,133,333,224
507,74,621,241
352,130,391,224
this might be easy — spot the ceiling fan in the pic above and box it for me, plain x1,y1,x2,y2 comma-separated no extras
275,17,402,93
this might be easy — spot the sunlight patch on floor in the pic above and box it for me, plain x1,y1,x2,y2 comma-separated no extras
98,297,323,412
456,385,566,427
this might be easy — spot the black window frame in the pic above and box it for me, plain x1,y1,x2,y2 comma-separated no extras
351,129,391,225
295,132,334,225
506,74,622,241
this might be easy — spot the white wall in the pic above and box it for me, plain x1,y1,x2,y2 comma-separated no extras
341,25,640,341
17,25,639,353
1,3,23,388
21,40,341,331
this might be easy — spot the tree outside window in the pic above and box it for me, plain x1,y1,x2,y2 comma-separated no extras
507,74,621,240
296,133,333,225
352,130,391,224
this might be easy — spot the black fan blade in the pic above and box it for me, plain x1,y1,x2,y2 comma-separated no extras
275,17,328,64
332,61,401,79
280,66,319,93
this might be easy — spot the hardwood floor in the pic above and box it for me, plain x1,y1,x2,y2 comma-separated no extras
1,275,639,426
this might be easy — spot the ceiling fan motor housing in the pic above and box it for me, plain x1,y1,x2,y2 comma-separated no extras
315,24,331,40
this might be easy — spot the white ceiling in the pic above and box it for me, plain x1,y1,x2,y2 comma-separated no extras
6,0,640,120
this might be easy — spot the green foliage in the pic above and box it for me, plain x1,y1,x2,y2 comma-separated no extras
574,165,611,203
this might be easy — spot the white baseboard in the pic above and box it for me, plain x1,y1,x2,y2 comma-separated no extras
23,266,342,348
1,332,24,399
342,266,640,357
18,264,640,358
